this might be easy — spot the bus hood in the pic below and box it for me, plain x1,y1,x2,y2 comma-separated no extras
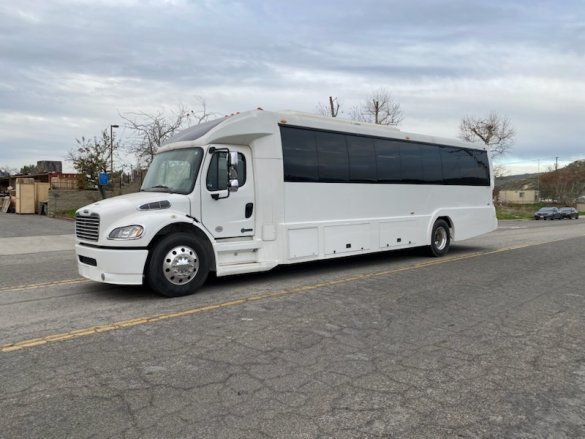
77,192,190,217
76,192,192,245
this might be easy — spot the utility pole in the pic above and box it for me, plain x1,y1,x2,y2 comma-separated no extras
554,156,559,202
537,159,540,202
110,124,119,176
328,96,339,118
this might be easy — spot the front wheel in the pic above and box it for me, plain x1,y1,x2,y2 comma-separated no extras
146,233,209,297
428,219,451,257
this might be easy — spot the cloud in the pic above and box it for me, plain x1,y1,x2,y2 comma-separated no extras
0,0,584,173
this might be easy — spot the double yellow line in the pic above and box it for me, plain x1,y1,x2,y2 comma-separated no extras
0,242,542,353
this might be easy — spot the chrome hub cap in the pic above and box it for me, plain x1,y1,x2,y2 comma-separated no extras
163,246,199,285
434,227,448,251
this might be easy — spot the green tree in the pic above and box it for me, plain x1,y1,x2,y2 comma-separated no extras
19,163,38,174
67,130,119,189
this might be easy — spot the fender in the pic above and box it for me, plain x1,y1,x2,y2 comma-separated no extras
100,209,206,247
146,215,218,271
426,210,454,244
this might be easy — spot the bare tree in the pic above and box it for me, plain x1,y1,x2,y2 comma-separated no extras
350,89,404,126
121,98,215,166
316,96,341,117
492,164,508,178
0,165,16,176
459,112,515,159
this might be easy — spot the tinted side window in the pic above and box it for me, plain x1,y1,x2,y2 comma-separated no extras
206,152,246,191
315,131,349,182
440,147,490,186
281,126,318,182
281,125,490,186
399,143,423,183
473,150,490,186
419,144,444,184
459,149,483,185
375,139,401,183
441,146,463,185
347,135,377,182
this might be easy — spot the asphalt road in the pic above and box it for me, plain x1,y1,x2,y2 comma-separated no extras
1,215,584,438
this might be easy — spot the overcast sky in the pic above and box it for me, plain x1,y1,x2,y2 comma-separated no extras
1,0,584,175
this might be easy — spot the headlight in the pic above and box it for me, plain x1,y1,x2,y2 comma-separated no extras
108,225,144,240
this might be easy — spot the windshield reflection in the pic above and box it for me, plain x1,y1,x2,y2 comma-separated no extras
141,148,203,194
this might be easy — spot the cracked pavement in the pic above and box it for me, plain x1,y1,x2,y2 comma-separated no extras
1,217,585,438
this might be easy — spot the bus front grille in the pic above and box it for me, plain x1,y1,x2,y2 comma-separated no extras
75,213,100,241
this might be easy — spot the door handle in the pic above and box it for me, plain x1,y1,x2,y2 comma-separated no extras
245,203,254,218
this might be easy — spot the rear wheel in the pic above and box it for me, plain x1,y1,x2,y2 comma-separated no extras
428,219,451,257
146,233,209,297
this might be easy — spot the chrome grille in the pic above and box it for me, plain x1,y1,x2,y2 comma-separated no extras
76,213,100,241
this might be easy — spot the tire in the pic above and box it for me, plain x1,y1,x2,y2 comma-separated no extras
146,233,209,297
428,219,451,257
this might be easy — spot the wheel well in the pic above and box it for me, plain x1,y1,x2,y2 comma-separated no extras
148,223,216,272
436,216,454,238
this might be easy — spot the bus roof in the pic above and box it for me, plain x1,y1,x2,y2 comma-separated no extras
159,109,487,153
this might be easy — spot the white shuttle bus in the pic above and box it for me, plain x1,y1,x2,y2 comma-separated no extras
75,109,497,297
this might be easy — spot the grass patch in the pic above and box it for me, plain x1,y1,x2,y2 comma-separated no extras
496,203,584,220
496,203,542,220
54,209,77,219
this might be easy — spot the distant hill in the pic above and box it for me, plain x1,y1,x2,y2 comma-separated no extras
496,159,585,203
538,160,585,203
495,173,539,191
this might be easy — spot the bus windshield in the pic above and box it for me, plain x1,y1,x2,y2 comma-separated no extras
141,148,204,194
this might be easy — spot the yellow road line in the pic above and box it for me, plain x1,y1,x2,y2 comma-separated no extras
0,278,88,294
0,241,545,353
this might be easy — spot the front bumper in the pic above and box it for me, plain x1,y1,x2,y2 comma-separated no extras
76,244,148,285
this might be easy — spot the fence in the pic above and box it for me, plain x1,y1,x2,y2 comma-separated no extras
48,178,142,216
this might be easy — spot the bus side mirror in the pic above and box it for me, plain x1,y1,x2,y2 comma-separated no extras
228,151,239,193
210,149,239,200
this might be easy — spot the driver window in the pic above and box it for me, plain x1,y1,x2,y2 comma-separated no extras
206,152,246,191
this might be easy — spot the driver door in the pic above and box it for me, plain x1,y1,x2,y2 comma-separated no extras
200,146,255,238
